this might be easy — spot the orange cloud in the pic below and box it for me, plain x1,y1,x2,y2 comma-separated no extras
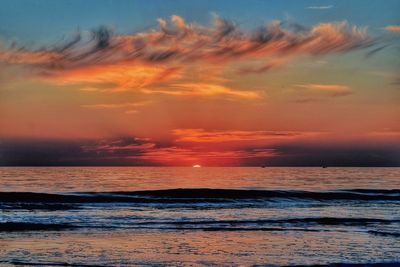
80,101,152,115
0,16,374,77
385,25,400,33
0,16,377,103
173,128,317,143
296,84,352,97
139,147,276,165
142,83,261,99
0,48,58,65
39,63,181,92
81,101,151,109
79,136,277,165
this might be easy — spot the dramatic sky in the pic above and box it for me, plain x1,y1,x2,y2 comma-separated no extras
0,0,399,166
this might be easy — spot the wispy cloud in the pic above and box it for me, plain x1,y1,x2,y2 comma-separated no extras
307,5,333,10
138,147,276,163
81,101,151,110
142,83,262,99
78,136,277,165
76,129,321,165
293,97,323,104
296,84,353,97
173,128,318,143
1,17,372,69
39,63,182,92
237,58,287,74
80,101,151,114
0,15,375,97
385,25,400,33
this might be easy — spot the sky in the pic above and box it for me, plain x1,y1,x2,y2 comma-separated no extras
0,0,399,166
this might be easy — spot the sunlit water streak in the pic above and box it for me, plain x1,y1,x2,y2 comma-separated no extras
0,167,399,266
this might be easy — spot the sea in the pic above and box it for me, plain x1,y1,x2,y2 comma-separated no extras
0,167,399,266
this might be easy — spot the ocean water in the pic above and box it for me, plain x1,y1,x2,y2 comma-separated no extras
0,167,399,266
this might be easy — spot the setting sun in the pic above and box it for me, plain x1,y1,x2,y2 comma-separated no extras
193,164,201,168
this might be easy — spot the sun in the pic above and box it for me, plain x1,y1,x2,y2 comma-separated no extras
193,164,201,168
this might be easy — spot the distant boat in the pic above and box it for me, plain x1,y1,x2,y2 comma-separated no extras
322,165,328,168
261,165,266,168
